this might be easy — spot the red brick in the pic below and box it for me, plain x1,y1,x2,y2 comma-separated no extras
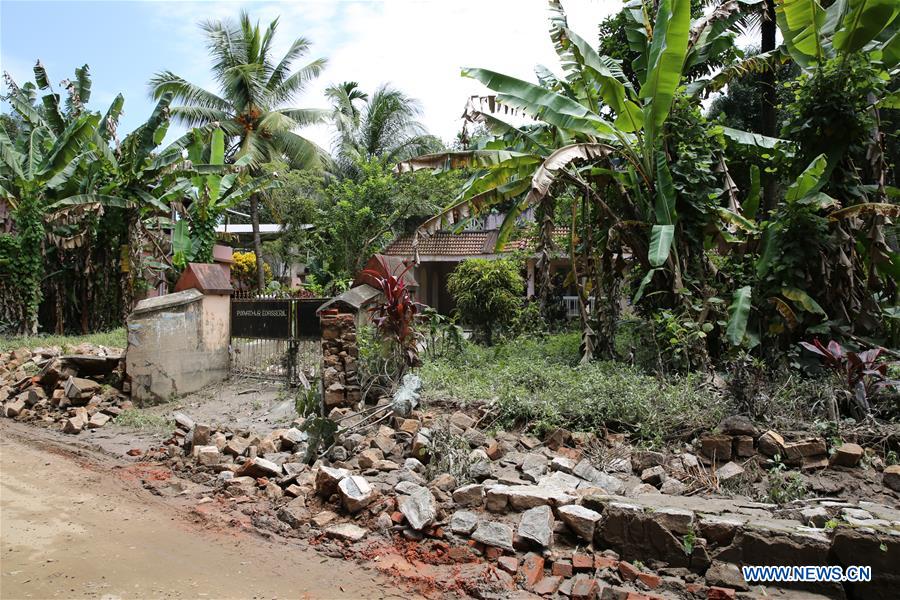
485,440,503,460
707,587,736,600
390,511,404,524
552,559,573,577
571,576,598,600
686,583,706,594
533,575,563,595
637,572,661,590
558,446,582,461
497,555,518,574
572,552,594,570
618,561,640,582
625,594,652,600
594,555,618,570
485,546,503,560
519,552,545,590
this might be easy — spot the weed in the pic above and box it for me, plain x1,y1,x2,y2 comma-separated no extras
682,530,697,556
295,385,321,417
764,455,809,504
0,328,126,353
419,332,722,443
114,409,168,432
824,518,839,532
425,425,473,484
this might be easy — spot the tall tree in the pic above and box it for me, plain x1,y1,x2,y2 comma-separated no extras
759,0,777,213
149,12,328,290
325,82,441,178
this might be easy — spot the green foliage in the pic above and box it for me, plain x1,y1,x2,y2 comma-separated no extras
782,54,887,200
0,327,126,353
114,408,169,432
447,258,524,344
765,455,809,504
419,332,723,443
651,309,712,372
270,157,461,289
327,82,442,178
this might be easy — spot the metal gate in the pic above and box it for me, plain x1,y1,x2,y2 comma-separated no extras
229,295,326,385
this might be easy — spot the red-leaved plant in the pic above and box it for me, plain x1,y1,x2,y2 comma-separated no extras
362,257,423,372
799,339,898,416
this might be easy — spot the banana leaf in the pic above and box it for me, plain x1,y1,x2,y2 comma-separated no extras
726,286,753,345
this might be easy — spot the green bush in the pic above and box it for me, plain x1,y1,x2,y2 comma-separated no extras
419,332,724,445
447,258,524,344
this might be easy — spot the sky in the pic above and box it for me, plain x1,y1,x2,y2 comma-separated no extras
0,0,622,150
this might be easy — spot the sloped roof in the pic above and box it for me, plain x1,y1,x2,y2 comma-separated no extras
383,227,571,258
502,227,570,252
383,231,499,256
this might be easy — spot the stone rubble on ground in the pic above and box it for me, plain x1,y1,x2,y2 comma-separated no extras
128,400,900,600
1,344,130,434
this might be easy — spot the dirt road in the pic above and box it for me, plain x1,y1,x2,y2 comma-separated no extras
0,423,409,600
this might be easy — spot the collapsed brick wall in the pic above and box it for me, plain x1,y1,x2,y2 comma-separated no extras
320,309,361,409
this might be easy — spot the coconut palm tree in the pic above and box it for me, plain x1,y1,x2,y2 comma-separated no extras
149,12,327,290
325,81,441,178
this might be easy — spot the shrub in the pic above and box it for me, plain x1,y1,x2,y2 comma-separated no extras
363,256,422,373
419,332,723,444
231,251,272,290
447,258,524,344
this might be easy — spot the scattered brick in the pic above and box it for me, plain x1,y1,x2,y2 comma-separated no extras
572,552,594,570
552,559,573,578
533,575,563,595
618,561,640,582
519,552,545,590
497,555,519,574
571,576,598,600
637,572,661,589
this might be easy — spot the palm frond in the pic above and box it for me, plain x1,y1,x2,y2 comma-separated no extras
271,57,326,105
266,36,313,90
148,71,232,110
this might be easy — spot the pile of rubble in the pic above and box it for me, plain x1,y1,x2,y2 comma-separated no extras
155,401,900,599
0,344,131,434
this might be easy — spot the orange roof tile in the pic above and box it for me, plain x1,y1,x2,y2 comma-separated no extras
383,231,499,256
383,227,573,258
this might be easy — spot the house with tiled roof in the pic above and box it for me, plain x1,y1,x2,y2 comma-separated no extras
379,211,576,316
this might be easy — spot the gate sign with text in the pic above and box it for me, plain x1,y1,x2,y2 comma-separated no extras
231,300,292,339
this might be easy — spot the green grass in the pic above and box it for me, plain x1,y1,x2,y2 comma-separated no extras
0,328,126,353
419,332,724,445
114,408,169,432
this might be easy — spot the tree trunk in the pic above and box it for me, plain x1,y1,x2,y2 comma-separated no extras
759,0,777,214
250,193,266,292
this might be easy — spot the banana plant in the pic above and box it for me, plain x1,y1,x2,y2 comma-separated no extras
776,0,900,69
0,61,115,333
0,112,99,333
396,0,713,359
178,127,280,263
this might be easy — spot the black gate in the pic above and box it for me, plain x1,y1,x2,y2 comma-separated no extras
230,295,327,385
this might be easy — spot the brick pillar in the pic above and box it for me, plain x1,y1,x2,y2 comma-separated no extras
319,309,361,409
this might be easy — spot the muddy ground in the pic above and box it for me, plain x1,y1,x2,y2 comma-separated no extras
87,378,294,457
0,419,414,600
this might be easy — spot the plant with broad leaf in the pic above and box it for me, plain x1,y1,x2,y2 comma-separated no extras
362,256,423,374
799,339,898,418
